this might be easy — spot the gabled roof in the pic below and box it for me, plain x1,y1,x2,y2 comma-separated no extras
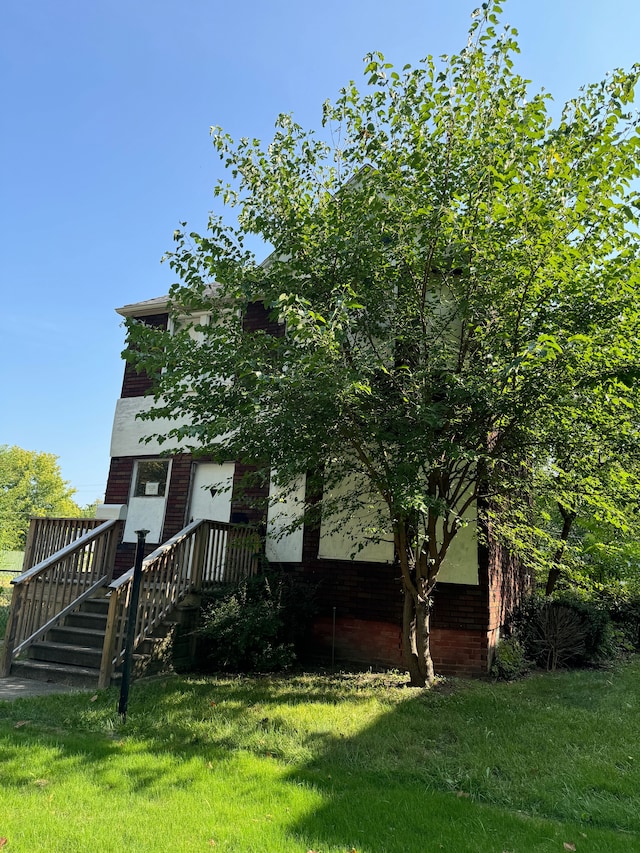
116,282,228,318
116,295,169,318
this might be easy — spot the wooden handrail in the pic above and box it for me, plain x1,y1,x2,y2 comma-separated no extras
1,518,122,677
23,516,105,571
108,518,204,590
98,519,260,687
1,514,259,686
13,519,121,585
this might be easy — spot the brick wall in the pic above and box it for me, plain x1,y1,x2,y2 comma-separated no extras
431,583,488,632
163,455,194,540
290,515,493,676
429,627,489,676
121,313,168,398
312,616,403,668
230,463,269,527
487,535,530,631
308,618,489,677
464,504,531,669
242,301,284,337
104,457,135,505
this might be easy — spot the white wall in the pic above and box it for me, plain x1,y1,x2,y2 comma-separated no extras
110,397,209,457
266,474,306,562
318,474,394,563
317,473,478,584
122,496,167,544
437,519,478,585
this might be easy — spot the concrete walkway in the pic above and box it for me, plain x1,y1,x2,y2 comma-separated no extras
0,677,91,702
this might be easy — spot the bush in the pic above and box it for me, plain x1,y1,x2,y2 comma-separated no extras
491,636,530,680
512,593,613,670
594,586,640,650
530,604,587,671
195,571,314,673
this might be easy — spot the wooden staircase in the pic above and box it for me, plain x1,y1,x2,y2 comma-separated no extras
2,516,260,688
11,591,111,687
10,588,182,688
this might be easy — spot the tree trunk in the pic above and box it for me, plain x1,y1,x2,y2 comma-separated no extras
545,504,576,596
395,517,437,687
401,580,435,687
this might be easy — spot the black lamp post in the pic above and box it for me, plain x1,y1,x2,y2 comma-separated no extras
118,528,149,722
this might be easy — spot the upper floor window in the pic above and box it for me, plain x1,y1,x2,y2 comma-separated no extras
133,459,170,497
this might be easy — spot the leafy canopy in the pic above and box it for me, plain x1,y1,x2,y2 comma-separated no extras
129,2,640,576
0,445,87,551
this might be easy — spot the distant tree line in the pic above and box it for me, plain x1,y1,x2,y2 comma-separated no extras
0,445,96,552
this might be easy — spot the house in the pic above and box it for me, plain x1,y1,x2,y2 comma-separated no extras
101,293,529,677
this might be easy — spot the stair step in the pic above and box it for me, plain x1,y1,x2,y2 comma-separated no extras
10,659,103,688
80,597,111,615
65,611,108,631
48,625,105,648
28,641,102,669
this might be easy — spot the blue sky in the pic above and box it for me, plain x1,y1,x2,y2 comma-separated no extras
2,0,639,506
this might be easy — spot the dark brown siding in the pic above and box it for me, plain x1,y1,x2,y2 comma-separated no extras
104,457,135,505
121,313,169,398
230,463,269,527
162,455,194,540
484,522,530,666
242,301,284,337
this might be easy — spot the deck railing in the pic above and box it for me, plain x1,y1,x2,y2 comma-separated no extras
22,516,105,572
0,519,122,677
98,519,260,687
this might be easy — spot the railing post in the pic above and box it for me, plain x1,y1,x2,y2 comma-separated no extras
118,530,148,721
0,584,22,677
98,587,121,689
190,522,206,593
103,521,122,584
22,519,38,572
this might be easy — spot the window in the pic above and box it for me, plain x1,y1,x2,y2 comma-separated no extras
133,459,170,497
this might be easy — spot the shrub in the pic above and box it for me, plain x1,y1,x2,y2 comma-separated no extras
195,571,314,673
554,592,613,662
530,604,587,671
594,586,640,650
491,636,530,680
512,594,613,670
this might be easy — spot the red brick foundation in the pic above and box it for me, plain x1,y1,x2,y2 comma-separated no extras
429,627,488,676
312,617,403,669
310,616,489,677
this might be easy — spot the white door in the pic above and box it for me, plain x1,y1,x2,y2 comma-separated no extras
189,462,234,523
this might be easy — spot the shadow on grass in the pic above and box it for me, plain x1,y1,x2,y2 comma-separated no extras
1,665,640,852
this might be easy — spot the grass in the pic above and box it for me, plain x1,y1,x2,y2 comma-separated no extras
0,551,23,639
1,660,640,852
0,551,24,573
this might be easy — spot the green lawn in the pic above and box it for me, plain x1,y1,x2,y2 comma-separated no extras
1,660,640,852
0,551,23,574
0,552,23,639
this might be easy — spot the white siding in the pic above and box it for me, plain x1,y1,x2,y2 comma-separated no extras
266,475,306,563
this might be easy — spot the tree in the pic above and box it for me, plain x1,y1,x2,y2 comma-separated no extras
498,378,640,596
127,3,640,686
0,446,85,551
